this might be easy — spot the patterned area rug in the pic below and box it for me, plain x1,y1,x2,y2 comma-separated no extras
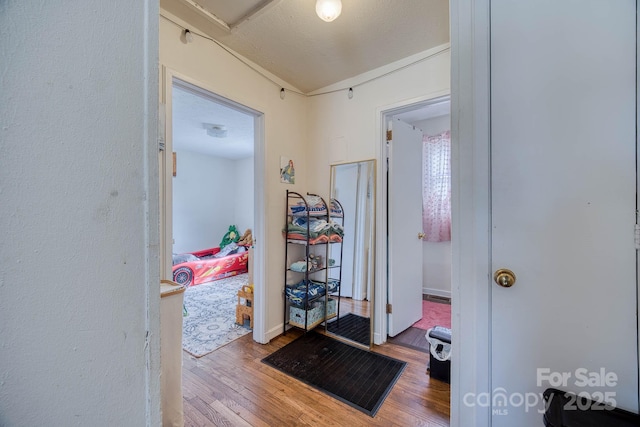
182,273,252,358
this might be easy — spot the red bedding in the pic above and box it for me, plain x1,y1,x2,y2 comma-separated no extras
172,246,249,287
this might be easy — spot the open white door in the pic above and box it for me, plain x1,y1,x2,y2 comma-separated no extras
490,1,638,425
387,118,424,336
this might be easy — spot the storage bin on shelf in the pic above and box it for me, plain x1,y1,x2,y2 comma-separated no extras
289,298,337,330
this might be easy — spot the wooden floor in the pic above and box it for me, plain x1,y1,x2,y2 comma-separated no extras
388,326,430,353
182,329,450,426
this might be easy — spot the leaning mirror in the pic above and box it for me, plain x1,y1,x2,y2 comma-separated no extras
324,159,376,349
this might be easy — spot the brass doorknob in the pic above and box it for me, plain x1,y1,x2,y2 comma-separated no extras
494,269,516,288
418,232,425,240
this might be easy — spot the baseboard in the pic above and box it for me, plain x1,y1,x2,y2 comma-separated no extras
264,324,285,343
374,331,384,345
422,287,451,299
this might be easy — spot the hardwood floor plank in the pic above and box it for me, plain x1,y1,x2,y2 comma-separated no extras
204,371,303,426
183,399,214,427
188,396,235,427
273,389,353,427
185,343,311,426
182,368,222,402
209,400,254,427
217,398,273,427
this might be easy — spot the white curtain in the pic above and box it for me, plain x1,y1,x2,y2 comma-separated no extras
422,130,451,242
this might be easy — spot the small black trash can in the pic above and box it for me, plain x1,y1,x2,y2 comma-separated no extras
426,326,451,383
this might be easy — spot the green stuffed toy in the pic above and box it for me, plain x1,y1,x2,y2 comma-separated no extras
220,225,240,249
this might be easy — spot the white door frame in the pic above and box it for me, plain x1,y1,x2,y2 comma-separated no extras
449,0,494,425
160,67,268,343
374,91,450,346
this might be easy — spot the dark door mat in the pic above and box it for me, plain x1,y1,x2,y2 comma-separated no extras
326,313,371,346
262,331,406,417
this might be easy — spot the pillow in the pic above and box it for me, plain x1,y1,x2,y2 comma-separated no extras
213,242,246,258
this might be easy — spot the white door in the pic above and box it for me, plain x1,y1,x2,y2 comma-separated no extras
388,118,424,336
490,1,638,425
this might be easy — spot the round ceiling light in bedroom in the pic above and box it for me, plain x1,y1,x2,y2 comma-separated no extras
203,123,228,138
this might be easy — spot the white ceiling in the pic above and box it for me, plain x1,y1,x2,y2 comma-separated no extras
165,0,450,158
172,85,255,159
161,0,450,93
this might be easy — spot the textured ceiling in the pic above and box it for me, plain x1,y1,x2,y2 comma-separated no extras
172,84,255,159
161,0,450,93
164,0,450,158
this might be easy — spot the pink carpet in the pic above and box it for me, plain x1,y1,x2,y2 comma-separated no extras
412,300,451,330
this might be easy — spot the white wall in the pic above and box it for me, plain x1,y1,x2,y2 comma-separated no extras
172,150,239,253
234,156,255,234
306,47,450,184
0,2,160,426
412,114,451,298
306,46,450,342
160,12,308,341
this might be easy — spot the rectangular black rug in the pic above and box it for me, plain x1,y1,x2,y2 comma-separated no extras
262,331,406,417
326,313,371,346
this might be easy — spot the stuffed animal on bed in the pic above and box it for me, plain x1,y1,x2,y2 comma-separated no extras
237,228,253,246
219,225,240,249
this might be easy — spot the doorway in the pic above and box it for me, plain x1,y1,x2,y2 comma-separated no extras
160,70,267,345
380,95,452,352
171,79,256,356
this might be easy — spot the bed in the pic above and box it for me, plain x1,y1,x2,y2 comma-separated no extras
172,244,249,287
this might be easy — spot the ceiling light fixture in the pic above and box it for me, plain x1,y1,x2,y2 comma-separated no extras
316,0,342,22
203,123,227,138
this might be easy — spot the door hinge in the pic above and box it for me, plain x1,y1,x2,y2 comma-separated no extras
158,102,166,152
635,224,640,250
386,303,392,314
386,130,392,141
